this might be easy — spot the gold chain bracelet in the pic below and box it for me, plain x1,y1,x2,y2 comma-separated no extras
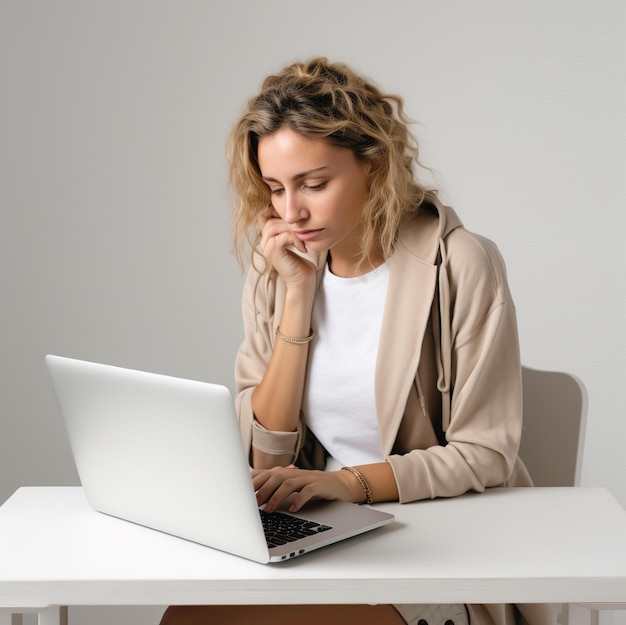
275,327,315,345
341,466,373,505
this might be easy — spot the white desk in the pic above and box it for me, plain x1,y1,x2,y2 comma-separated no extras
1,487,626,625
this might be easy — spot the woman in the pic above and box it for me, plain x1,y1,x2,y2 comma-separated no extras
160,58,555,625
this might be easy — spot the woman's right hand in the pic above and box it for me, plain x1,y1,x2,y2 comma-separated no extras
259,207,317,291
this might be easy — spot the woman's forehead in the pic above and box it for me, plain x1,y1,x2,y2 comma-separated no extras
257,128,354,178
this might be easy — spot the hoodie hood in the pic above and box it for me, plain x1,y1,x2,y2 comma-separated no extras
395,199,463,433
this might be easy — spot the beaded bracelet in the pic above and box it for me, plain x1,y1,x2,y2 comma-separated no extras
275,327,315,345
341,466,373,505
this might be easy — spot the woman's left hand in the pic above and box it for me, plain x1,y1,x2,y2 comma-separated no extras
251,465,358,513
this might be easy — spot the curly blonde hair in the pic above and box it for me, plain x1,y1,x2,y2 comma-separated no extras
227,57,437,270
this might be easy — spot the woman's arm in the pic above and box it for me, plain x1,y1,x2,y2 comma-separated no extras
251,287,315,435
236,208,319,468
388,230,524,502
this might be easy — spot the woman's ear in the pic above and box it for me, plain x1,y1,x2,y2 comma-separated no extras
362,156,382,187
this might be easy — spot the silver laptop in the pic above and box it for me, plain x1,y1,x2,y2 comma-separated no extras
45,354,394,563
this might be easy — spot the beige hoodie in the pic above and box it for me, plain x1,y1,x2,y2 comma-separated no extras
234,199,555,625
235,200,533,499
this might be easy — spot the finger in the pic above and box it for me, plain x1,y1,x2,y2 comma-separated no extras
255,470,310,512
263,231,307,260
286,484,319,512
251,466,298,500
281,476,340,513
287,471,354,512
261,471,334,514
258,205,281,229
251,466,283,490
259,219,290,251
262,476,310,513
250,464,295,479
254,469,302,500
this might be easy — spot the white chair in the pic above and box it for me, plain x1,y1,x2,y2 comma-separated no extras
518,367,604,625
519,366,587,488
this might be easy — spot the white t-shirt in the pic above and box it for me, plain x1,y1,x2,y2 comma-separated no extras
302,261,389,470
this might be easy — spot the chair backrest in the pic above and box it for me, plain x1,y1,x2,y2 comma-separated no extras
518,366,587,487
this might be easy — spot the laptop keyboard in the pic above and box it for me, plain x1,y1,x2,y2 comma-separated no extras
260,509,332,548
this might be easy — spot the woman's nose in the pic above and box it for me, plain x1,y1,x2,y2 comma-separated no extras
283,193,306,223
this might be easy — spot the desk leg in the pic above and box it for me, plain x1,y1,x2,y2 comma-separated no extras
37,607,63,625
0,609,66,625
564,604,599,625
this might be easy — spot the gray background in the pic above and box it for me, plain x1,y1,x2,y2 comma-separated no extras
1,2,625,623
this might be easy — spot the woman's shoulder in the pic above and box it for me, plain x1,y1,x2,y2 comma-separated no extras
399,202,512,300
444,225,510,292
446,222,504,258
399,202,504,271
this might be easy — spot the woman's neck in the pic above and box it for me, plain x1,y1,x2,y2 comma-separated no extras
327,249,385,278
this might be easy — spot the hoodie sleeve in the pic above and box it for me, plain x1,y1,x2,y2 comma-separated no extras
387,228,525,502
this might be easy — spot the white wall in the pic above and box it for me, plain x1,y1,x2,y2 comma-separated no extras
1,1,625,623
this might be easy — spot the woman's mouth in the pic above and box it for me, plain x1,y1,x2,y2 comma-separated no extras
294,228,325,241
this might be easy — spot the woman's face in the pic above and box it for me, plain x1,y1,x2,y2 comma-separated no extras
257,127,369,271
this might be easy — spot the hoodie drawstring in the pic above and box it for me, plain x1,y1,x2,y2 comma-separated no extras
433,236,452,431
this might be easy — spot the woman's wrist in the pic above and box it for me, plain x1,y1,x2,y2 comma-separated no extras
341,462,399,505
275,327,314,345
340,466,372,504
278,291,315,338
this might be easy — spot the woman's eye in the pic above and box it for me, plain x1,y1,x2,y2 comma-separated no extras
306,182,327,192
270,188,284,196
